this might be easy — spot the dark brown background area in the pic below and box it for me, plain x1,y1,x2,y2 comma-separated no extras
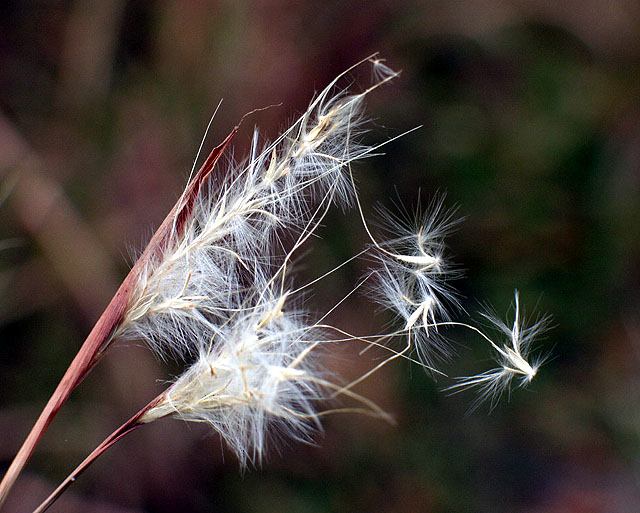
1,1,640,512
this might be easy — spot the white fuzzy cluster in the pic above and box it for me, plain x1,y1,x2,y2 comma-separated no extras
364,201,549,406
113,57,398,464
446,291,549,410
139,291,330,466
111,56,548,464
115,58,399,360
366,199,459,367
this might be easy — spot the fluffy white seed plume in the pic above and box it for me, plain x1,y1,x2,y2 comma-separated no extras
16,56,556,513
138,291,319,465
109,56,398,465
366,198,459,367
446,290,549,410
139,287,386,467
114,56,399,360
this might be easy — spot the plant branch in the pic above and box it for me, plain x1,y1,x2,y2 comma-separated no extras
31,393,165,513
0,128,236,510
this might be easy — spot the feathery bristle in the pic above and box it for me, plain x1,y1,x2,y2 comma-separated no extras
117,56,399,464
139,290,328,466
445,290,550,411
366,198,460,367
115,56,396,360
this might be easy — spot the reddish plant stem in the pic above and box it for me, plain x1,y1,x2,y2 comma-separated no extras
0,273,136,509
0,129,236,510
32,393,165,513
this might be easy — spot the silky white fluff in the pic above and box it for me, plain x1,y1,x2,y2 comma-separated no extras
115,57,399,360
367,199,460,367
139,290,333,466
446,291,549,411
366,202,548,404
111,55,548,468
113,57,398,465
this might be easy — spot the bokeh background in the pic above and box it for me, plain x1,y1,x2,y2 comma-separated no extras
1,1,640,512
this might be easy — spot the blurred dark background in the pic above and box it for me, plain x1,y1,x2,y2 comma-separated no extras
1,1,640,512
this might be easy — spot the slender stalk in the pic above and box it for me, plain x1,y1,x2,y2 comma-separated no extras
0,129,236,509
31,394,164,513
0,274,135,509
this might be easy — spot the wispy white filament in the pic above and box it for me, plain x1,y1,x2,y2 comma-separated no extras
115,56,399,360
109,56,549,467
366,198,460,366
140,290,323,465
139,286,389,466
445,291,549,411
114,57,399,464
